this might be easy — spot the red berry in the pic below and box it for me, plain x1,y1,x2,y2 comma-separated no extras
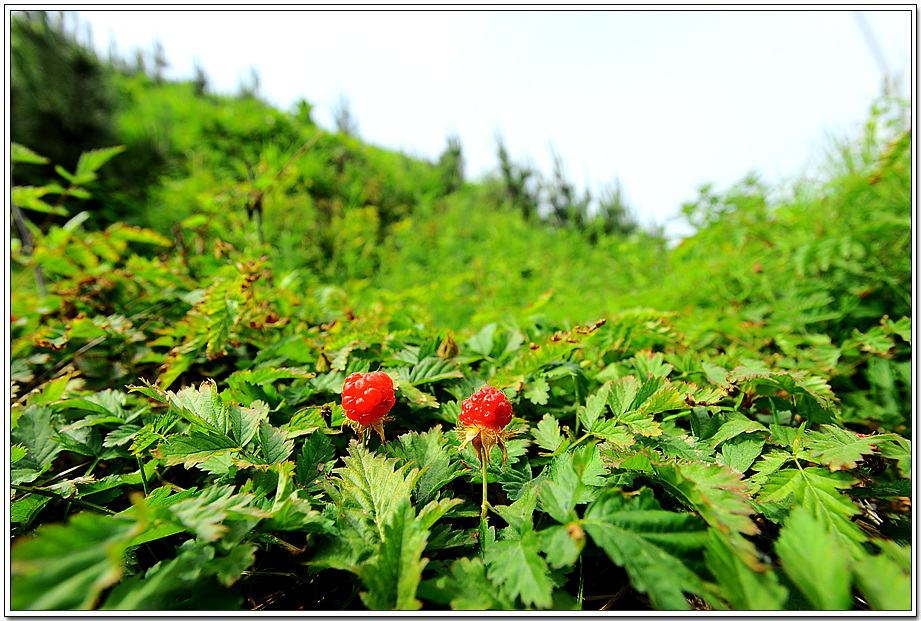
460,386,512,430
342,371,395,426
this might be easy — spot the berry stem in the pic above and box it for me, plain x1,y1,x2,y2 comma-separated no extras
479,448,489,546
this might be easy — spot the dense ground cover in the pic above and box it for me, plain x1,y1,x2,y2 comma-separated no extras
8,14,913,611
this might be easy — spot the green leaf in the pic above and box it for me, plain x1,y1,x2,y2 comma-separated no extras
466,322,497,357
756,466,865,558
11,443,28,463
749,450,793,493
717,434,765,473
406,356,464,385
852,542,912,611
629,350,673,378
105,222,173,247
650,458,762,570
803,424,893,471
418,556,514,610
876,434,911,478
707,413,769,448
328,441,423,543
295,431,336,488
539,455,582,523
704,530,788,610
396,379,440,409
483,528,554,609
416,496,463,532
11,185,68,215
11,405,63,479
540,523,586,569
228,401,268,447
170,380,229,436
155,430,238,467
582,488,707,610
168,485,270,541
579,384,610,430
100,540,239,610
11,494,51,525
202,543,257,587
393,426,465,503
774,506,852,610
359,498,428,610
10,512,140,610
74,145,126,181
587,418,635,448
491,483,539,533
256,419,294,465
12,142,49,164
523,376,550,405
531,413,564,453
607,375,640,417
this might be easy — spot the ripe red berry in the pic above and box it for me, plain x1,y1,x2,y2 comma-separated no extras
460,385,513,430
458,386,514,465
342,371,395,425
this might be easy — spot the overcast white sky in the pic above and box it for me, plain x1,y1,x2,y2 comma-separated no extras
75,8,913,238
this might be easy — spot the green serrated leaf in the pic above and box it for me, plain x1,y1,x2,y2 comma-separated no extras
756,466,865,559
852,541,911,611
11,405,63,476
406,356,464,385
256,419,294,465
396,379,440,408
543,522,587,570
329,441,423,543
11,185,68,215
774,506,852,610
491,483,539,533
11,443,28,463
11,512,140,610
523,376,550,405
484,528,554,609
651,458,762,570
708,413,769,448
531,413,564,453
168,381,228,436
587,418,635,448
155,431,238,468
168,485,270,541
607,375,641,417
393,426,465,503
803,425,893,471
876,435,911,479
359,498,428,611
12,142,50,164
74,145,126,179
100,540,239,610
579,384,610,430
418,556,514,610
704,530,788,610
228,401,268,448
582,488,707,610
717,435,765,473
11,494,51,525
539,455,583,524
295,431,336,488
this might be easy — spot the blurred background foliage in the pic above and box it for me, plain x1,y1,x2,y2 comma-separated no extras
10,10,912,435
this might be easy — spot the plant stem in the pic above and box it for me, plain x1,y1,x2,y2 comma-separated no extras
578,556,585,609
479,451,489,550
137,456,149,496
11,483,115,514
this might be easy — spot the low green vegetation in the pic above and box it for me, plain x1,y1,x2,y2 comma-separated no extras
9,10,912,612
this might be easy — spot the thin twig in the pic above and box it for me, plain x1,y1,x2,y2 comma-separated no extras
11,483,115,514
